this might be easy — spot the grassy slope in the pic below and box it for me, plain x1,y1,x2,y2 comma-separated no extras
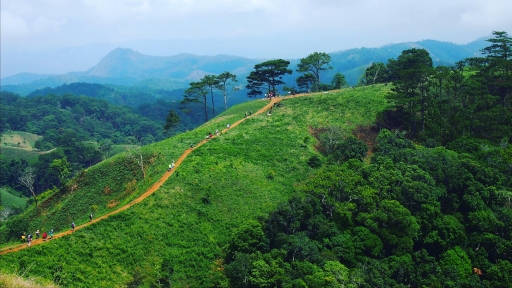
0,85,389,287
0,147,41,164
0,131,44,164
0,131,42,150
0,188,28,209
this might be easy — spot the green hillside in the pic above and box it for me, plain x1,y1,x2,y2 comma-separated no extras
0,85,389,286
0,187,28,210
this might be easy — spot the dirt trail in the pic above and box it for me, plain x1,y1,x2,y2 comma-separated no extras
0,95,300,255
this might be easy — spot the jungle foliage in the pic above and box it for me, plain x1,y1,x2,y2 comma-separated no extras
223,128,512,287
366,31,512,144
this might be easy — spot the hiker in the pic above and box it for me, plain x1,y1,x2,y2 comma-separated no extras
36,229,40,239
215,129,219,136
42,231,47,241
49,229,54,239
190,144,194,149
71,222,75,232
168,163,172,171
27,234,32,246
249,110,252,115
244,112,247,118
209,132,213,139
21,234,26,243
89,214,93,222
227,123,230,128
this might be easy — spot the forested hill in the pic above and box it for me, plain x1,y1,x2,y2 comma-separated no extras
26,82,180,108
1,37,487,96
0,32,510,287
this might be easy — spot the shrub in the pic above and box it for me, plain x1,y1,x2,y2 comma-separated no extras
307,156,322,168
332,137,368,162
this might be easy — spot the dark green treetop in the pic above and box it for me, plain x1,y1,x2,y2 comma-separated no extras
246,59,292,97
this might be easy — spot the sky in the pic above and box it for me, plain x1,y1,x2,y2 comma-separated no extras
2,0,512,77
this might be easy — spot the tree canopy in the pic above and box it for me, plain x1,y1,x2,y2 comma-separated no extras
246,59,292,97
296,52,333,85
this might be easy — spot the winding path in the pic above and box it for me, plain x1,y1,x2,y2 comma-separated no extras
0,95,297,255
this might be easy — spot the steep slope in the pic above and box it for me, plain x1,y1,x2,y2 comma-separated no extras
0,96,281,254
0,85,390,286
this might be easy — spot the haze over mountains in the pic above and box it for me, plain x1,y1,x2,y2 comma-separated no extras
1,37,488,96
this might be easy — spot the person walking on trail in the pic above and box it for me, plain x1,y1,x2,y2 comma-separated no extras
89,214,93,222
71,222,75,232
215,129,219,136
49,229,54,239
227,123,230,129
36,229,40,239
42,231,47,241
21,234,26,243
27,234,32,246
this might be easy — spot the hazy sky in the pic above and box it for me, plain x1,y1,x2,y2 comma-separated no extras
2,0,512,77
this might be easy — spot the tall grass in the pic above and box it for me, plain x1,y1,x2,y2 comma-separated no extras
0,271,58,288
0,86,390,286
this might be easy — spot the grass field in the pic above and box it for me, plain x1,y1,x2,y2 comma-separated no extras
0,187,28,209
0,131,50,164
0,131,42,150
0,86,390,286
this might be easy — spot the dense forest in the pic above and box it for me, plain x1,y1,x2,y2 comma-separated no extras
221,31,512,287
26,82,190,109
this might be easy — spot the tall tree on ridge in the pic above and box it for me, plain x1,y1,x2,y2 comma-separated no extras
202,75,220,116
216,71,238,111
18,167,38,207
360,62,389,85
386,48,433,137
246,59,292,97
480,31,512,108
182,80,209,122
296,52,333,91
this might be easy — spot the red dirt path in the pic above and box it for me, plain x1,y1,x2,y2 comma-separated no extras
0,95,302,255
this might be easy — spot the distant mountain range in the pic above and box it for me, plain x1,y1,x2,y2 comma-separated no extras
1,37,488,96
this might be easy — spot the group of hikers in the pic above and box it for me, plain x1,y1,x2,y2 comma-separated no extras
265,91,280,99
22,229,54,246
21,214,93,246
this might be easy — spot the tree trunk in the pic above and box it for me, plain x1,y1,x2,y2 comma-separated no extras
30,188,38,207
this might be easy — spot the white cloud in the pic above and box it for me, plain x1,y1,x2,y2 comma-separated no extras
0,10,30,38
2,0,512,76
